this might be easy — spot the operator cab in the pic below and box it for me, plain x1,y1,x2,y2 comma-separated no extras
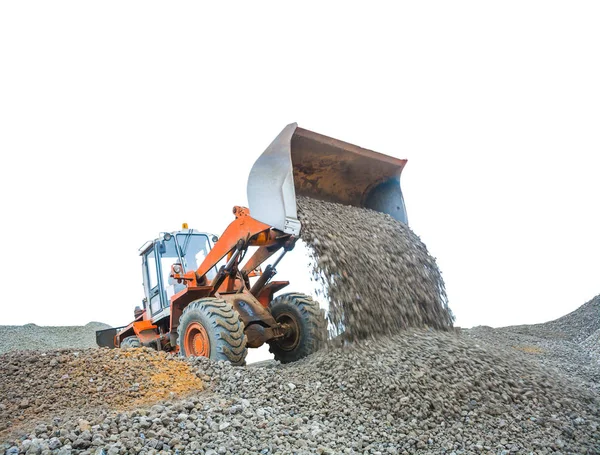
139,228,218,321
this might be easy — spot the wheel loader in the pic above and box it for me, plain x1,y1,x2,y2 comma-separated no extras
96,123,408,364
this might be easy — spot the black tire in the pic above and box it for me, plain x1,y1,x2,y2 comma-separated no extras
177,297,247,366
120,336,141,349
268,293,327,363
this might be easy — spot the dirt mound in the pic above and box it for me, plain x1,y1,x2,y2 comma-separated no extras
298,197,453,340
0,348,202,437
0,322,111,354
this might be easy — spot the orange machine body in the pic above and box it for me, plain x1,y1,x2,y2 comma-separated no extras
94,122,410,357
110,206,295,352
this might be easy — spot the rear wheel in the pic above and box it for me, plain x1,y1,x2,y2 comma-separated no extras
120,336,141,349
268,293,327,363
177,297,247,365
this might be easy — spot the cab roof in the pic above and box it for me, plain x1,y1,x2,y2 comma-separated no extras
138,229,217,256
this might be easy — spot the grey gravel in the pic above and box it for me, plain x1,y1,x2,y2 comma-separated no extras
2,328,599,454
297,197,454,340
0,322,110,354
467,294,600,397
582,327,600,363
494,295,600,343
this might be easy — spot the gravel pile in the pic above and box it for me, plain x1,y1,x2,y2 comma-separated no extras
2,331,599,454
0,348,202,438
582,328,600,363
467,295,600,395
499,295,600,343
297,197,453,340
467,324,600,396
0,323,111,355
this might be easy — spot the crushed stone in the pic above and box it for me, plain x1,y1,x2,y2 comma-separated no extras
467,294,600,395
0,348,202,438
582,327,600,363
0,322,111,355
497,295,600,343
1,329,598,454
297,196,454,339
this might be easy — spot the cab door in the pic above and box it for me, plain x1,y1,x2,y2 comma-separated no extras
144,245,166,316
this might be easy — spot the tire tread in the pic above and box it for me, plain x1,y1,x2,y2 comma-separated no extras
178,297,247,365
268,293,327,363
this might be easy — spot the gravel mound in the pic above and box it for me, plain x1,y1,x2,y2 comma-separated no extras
2,331,598,454
582,328,600,362
501,295,600,343
466,325,600,396
192,332,599,454
297,197,453,340
467,295,600,395
0,322,111,354
0,348,202,438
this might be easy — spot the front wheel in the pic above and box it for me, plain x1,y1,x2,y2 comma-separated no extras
268,293,327,363
177,297,248,365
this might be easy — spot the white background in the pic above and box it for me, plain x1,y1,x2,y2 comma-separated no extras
1,2,598,338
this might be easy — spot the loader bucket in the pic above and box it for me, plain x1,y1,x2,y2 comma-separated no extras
247,123,408,235
95,326,124,348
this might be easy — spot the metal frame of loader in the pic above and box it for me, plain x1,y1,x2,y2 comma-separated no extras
104,206,297,354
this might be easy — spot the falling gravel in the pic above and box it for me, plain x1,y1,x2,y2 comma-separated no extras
297,197,453,339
